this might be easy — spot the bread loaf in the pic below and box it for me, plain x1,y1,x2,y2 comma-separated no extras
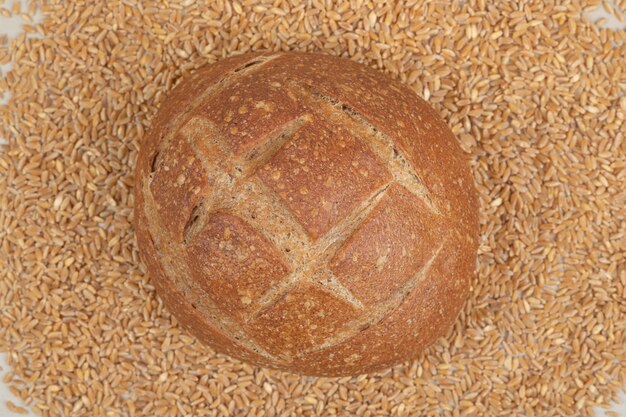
134,52,479,376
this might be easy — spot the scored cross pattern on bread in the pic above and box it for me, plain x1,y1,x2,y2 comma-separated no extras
134,52,479,375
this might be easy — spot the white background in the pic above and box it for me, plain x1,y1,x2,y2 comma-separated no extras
0,4,624,417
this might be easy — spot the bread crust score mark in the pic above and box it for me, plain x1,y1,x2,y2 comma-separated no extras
139,53,285,359
288,80,440,216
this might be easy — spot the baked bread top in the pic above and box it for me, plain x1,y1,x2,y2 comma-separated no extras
134,52,479,376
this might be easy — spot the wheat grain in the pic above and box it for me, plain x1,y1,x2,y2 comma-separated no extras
0,0,624,416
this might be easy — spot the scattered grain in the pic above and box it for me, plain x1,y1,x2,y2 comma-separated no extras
5,401,27,415
0,0,624,416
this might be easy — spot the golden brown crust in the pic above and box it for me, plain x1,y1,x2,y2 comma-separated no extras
329,183,444,306
186,211,291,323
147,53,265,145
245,281,362,360
290,240,470,376
199,63,304,155
148,129,211,240
134,191,274,366
134,51,479,376
257,113,391,239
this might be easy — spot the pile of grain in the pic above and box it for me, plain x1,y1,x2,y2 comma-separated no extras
0,0,625,416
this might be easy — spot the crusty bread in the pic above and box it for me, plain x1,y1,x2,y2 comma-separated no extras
134,52,479,376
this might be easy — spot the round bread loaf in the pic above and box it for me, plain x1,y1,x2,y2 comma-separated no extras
134,52,479,376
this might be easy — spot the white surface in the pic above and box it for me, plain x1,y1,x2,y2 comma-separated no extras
0,353,36,416
0,3,624,417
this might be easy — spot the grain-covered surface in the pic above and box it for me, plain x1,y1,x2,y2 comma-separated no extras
0,0,625,416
